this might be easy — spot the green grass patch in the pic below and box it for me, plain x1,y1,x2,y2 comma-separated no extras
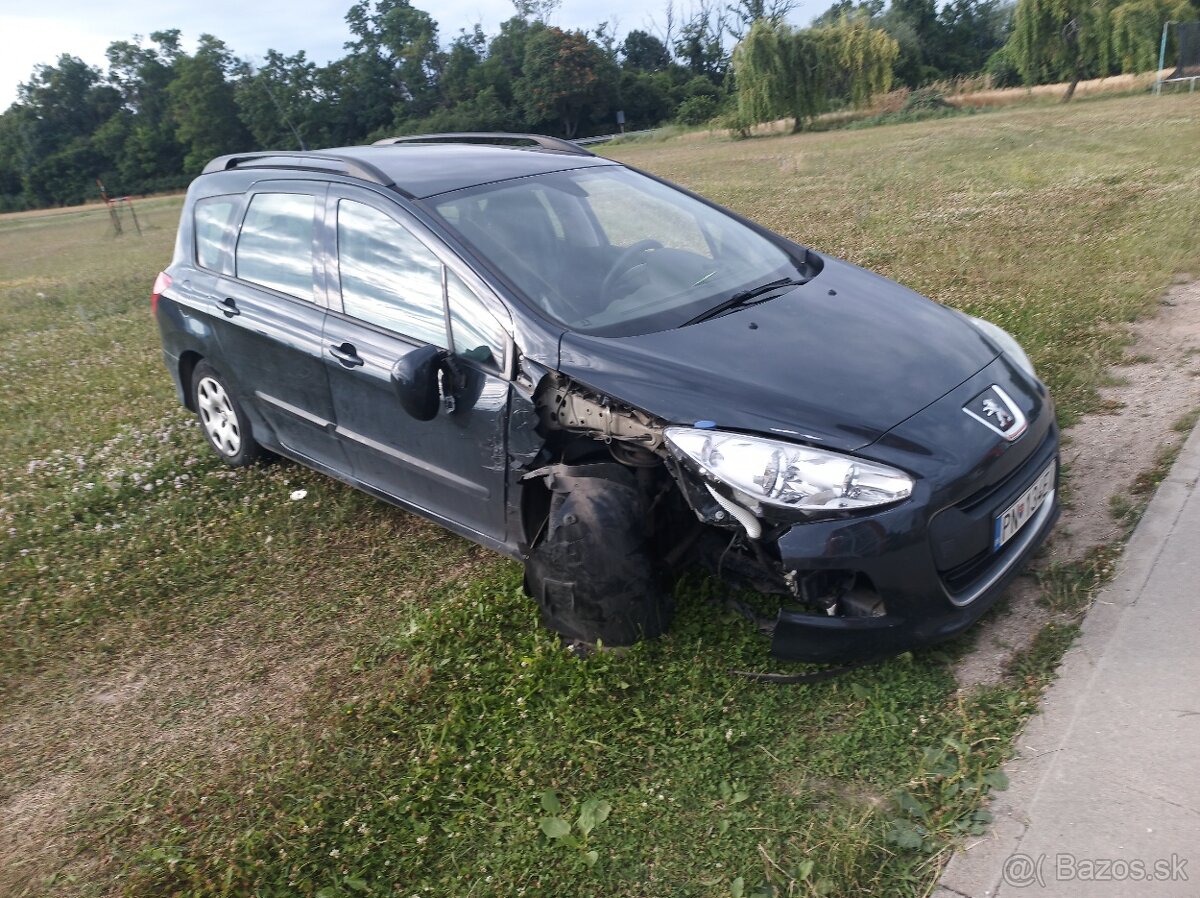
2,93,1198,897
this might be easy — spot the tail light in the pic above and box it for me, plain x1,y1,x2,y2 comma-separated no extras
151,271,172,316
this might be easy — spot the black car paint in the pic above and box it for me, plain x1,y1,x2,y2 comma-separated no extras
558,256,1001,453
769,357,1059,662
320,307,511,537
327,143,615,200
157,141,1060,664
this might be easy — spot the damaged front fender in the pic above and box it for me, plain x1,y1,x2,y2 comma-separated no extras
522,461,674,646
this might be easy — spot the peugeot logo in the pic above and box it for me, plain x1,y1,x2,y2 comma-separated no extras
981,397,1014,430
964,385,1027,441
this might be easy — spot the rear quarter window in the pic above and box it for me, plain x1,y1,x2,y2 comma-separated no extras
193,196,238,274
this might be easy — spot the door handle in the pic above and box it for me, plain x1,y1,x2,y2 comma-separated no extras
216,297,240,317
329,342,364,368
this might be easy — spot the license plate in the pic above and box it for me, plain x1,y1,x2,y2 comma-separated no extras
994,461,1056,551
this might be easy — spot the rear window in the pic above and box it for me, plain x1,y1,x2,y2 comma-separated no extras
235,193,317,301
193,196,238,274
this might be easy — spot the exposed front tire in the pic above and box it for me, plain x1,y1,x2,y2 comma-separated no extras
191,360,262,468
524,463,674,647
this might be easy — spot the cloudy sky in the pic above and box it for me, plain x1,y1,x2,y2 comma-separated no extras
2,0,825,108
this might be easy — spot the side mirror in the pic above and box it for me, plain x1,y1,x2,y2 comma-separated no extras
390,345,448,421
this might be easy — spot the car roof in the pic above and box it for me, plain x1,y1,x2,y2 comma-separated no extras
202,140,617,200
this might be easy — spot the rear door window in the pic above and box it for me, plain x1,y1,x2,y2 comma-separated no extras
235,192,317,301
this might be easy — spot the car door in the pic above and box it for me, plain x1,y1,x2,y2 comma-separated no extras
320,187,512,541
207,182,347,472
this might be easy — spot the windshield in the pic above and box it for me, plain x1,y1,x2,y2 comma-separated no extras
430,166,805,337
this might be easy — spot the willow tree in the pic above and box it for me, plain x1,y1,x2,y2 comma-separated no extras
1009,0,1118,99
732,19,789,128
732,17,894,134
1112,0,1194,72
820,15,899,108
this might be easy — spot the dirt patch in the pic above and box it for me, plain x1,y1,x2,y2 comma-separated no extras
0,616,349,897
1051,278,1200,559
953,279,1200,689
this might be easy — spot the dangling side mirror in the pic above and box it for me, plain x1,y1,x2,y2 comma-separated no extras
390,344,448,421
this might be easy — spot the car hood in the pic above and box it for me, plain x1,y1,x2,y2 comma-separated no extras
557,255,999,452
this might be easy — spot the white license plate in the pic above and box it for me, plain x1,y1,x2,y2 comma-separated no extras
994,461,1056,551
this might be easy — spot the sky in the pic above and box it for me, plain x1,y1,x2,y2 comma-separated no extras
1,0,825,108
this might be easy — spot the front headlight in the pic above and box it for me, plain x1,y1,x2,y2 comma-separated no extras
664,427,914,513
969,316,1036,378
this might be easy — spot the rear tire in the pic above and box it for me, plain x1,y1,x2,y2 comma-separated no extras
524,464,673,646
191,361,262,468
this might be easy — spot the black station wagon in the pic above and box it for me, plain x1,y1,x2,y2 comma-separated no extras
153,132,1059,664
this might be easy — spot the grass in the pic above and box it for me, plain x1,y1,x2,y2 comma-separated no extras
2,93,1199,898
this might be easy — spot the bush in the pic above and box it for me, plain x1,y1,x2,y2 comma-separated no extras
984,46,1022,89
902,87,951,111
675,95,719,126
398,88,519,137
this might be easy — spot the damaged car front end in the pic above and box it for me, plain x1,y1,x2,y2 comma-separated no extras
515,269,1059,663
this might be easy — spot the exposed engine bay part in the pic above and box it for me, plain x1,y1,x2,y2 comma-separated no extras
536,375,664,451
534,375,768,541
705,484,762,539
523,462,674,647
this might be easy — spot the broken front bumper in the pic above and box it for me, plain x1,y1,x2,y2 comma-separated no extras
767,423,1061,664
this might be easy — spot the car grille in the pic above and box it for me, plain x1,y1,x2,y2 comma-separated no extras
933,427,1058,597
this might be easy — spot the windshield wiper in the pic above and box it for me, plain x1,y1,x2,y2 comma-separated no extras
683,277,805,326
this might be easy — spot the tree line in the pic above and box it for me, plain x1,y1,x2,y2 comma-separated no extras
0,0,1195,210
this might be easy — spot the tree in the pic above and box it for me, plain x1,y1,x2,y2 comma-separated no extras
441,26,487,105
17,55,121,152
622,30,675,70
477,16,545,109
0,107,32,209
515,27,616,137
811,0,884,27
731,17,896,133
823,14,900,106
101,32,187,187
1008,0,1118,98
1112,0,1194,72
346,0,444,119
407,86,520,132
726,0,797,39
675,1,730,80
619,69,674,125
11,55,122,204
935,0,1014,77
879,0,947,83
511,0,561,22
168,35,251,172
236,51,319,150
322,50,396,141
733,21,832,131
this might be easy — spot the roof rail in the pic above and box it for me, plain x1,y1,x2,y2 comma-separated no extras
201,152,396,188
372,132,595,157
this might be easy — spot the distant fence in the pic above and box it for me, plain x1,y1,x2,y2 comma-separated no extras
574,128,662,147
